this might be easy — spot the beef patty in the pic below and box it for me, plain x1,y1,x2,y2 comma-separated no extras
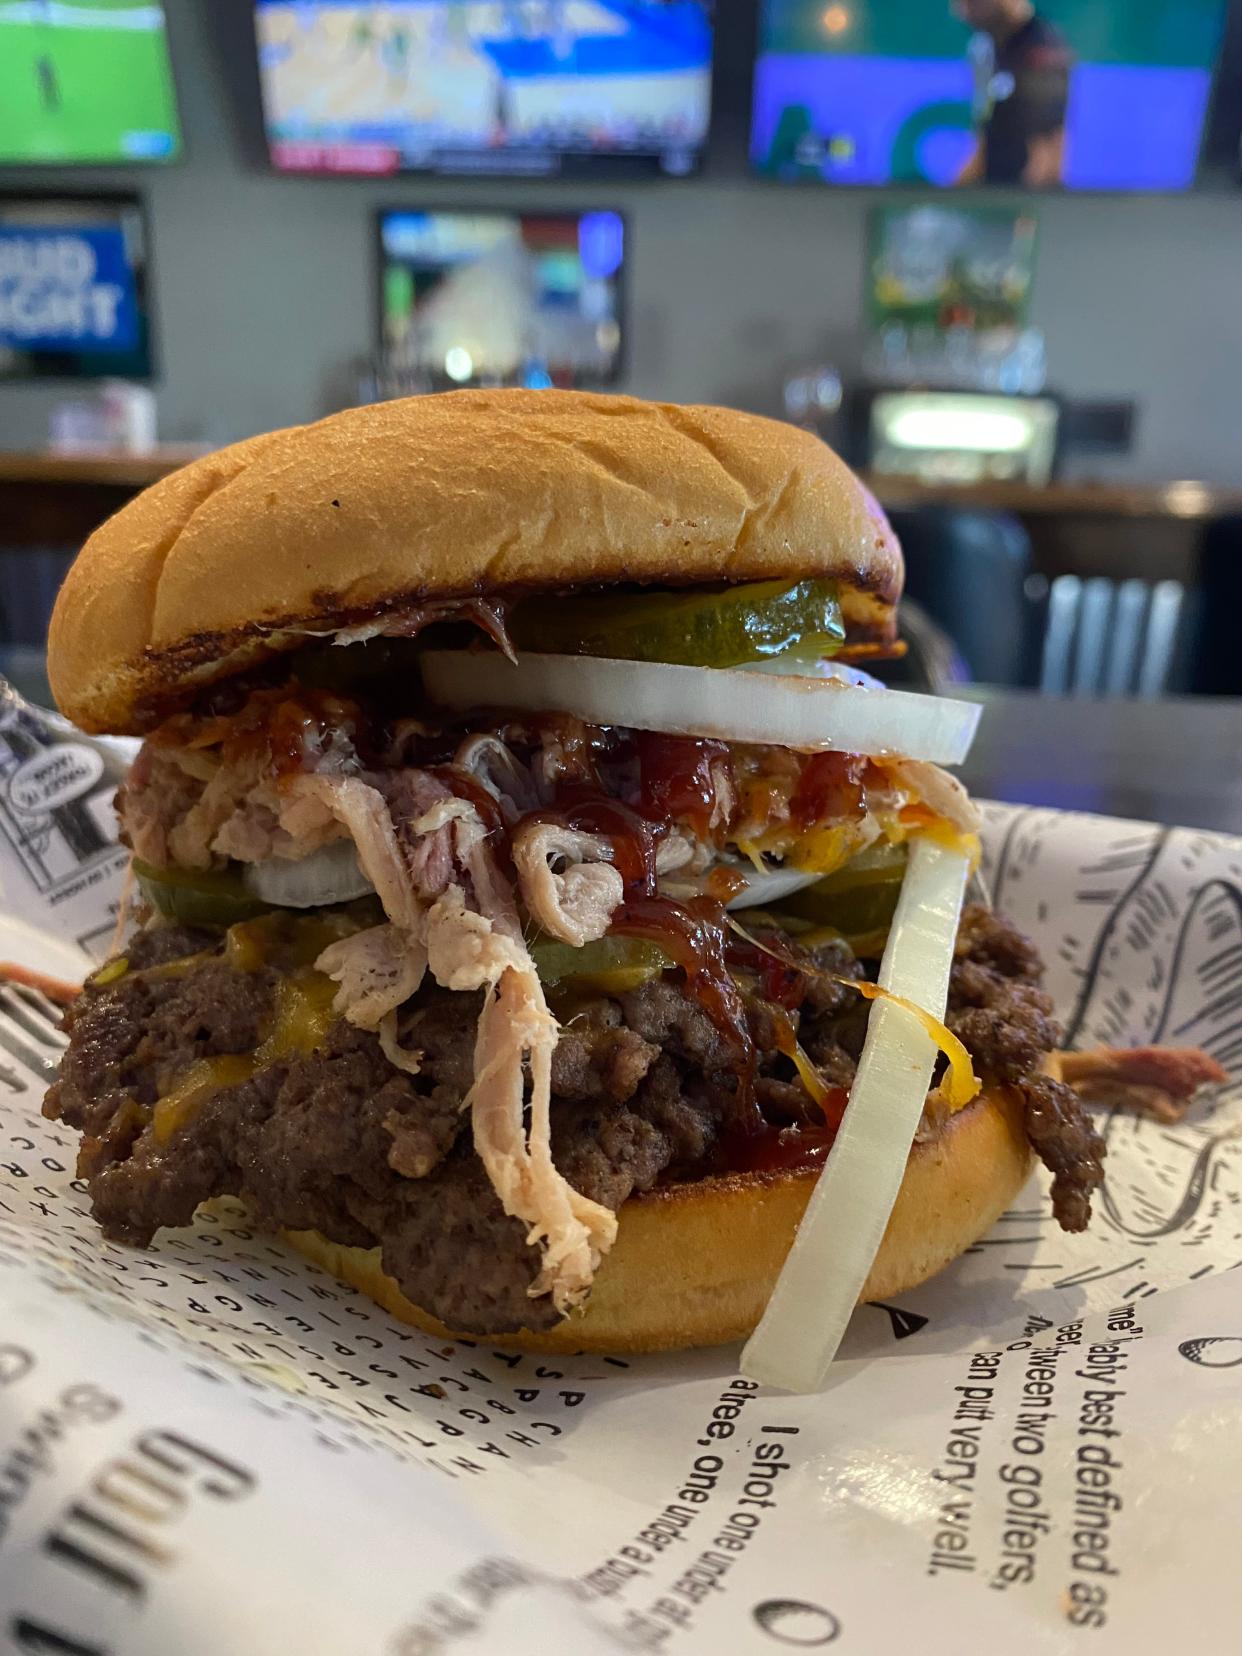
45,907,1104,1335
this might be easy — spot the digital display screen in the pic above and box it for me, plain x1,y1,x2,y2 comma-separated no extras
0,1,181,165
257,2,713,177
0,195,153,379
752,1,1225,192
378,208,624,386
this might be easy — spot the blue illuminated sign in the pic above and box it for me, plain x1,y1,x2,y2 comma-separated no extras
578,211,624,280
0,225,140,354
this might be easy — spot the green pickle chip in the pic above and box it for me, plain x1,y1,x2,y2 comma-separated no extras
773,843,909,942
134,859,269,929
510,578,844,669
531,935,674,993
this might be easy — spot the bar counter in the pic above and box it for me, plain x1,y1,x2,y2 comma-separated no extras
1,448,1238,556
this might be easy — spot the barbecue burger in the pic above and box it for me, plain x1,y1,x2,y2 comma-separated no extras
45,391,1105,1368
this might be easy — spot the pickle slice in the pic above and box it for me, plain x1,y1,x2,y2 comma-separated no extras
531,934,674,994
134,859,268,929
773,843,909,941
510,578,844,669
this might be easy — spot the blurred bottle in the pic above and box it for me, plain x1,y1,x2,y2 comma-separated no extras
100,381,157,453
782,364,843,441
48,381,157,453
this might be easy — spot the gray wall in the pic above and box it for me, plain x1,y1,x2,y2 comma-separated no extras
1,0,1240,482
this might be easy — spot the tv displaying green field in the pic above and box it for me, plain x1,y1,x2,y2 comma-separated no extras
0,1,181,165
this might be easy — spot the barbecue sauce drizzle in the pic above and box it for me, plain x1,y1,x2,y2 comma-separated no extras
157,693,843,1171
432,722,844,1158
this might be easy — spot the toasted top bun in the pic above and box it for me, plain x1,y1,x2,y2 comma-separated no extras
281,1086,1034,1355
48,390,902,734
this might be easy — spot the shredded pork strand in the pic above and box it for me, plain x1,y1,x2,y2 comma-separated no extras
709,760,736,833
290,775,421,931
472,963,616,1308
410,798,478,836
523,1005,617,1299
888,760,983,836
655,830,705,876
424,886,526,988
123,746,349,869
1051,1044,1228,1124
453,734,541,822
120,748,223,868
511,822,623,947
317,924,427,1031
302,778,612,1314
377,1011,424,1078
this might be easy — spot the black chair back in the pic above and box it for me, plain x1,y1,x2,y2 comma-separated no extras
886,507,1037,687
1190,516,1242,696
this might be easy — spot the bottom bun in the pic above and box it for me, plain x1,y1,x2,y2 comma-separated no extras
283,1087,1033,1354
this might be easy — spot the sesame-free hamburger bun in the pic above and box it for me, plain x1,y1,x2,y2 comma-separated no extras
48,390,901,734
284,1088,1033,1354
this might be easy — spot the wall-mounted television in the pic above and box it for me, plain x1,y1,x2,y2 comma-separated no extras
0,194,153,380
751,0,1226,192
256,1,713,177
0,1,181,165
378,207,624,387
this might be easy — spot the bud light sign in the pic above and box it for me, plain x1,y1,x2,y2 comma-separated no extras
0,225,140,354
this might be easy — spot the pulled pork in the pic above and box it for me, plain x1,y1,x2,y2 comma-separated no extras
112,686,986,1315
74,676,1131,1334
1049,1046,1227,1124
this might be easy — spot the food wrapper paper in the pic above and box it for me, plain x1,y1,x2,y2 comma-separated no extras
0,680,1238,1654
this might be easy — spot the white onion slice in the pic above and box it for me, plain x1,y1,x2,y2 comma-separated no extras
725,866,822,910
744,657,886,690
421,652,980,765
243,841,374,909
740,837,971,1394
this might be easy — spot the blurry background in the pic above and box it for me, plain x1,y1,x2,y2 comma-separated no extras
1,0,1241,827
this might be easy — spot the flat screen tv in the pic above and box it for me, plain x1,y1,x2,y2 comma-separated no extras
256,1,713,177
0,1,181,165
751,0,1226,192
0,194,153,379
378,207,624,387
